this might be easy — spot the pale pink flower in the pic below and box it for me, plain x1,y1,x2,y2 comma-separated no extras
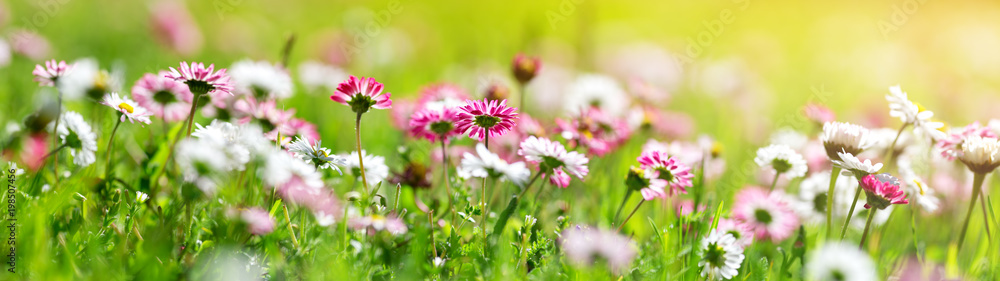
100,93,154,125
803,103,835,124
733,188,800,242
390,99,418,130
455,98,518,141
286,118,320,144
715,218,754,247
32,60,72,87
9,30,50,60
938,122,997,161
416,83,470,110
165,62,234,96
149,1,203,55
560,226,637,274
518,136,589,188
636,150,694,199
239,208,275,235
331,75,392,113
409,107,461,143
131,72,194,122
349,214,408,235
556,107,631,156
233,97,295,141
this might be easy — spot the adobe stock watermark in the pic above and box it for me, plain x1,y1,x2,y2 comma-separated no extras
13,0,69,41
877,0,930,39
340,0,404,63
214,0,245,20
676,0,751,69
546,0,584,30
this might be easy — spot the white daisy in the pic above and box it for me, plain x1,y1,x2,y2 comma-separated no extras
806,242,877,281
517,136,589,187
753,144,807,178
297,60,348,92
794,170,860,224
192,120,270,171
54,111,98,167
885,85,946,141
57,58,123,101
260,149,324,190
769,128,808,151
831,151,882,177
457,143,531,186
897,153,940,212
100,92,153,125
342,150,390,186
229,59,293,99
957,136,1000,174
286,137,346,174
698,230,745,280
563,74,630,117
820,121,873,159
175,138,229,195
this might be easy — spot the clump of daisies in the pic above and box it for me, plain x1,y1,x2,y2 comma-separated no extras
754,144,807,189
698,230,745,280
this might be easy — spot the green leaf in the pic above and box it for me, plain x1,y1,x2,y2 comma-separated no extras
710,200,725,231
491,196,520,240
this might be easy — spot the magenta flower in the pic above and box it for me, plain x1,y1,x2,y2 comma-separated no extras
937,122,997,160
636,150,694,199
455,98,518,141
732,188,799,242
511,53,541,84
331,75,392,114
409,107,461,143
860,173,909,210
165,61,233,96
556,107,631,156
131,72,194,123
32,60,72,87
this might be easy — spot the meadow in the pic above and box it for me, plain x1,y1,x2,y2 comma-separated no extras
1,0,1000,280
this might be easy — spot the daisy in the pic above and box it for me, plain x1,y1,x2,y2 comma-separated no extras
560,226,637,274
192,120,271,172
897,153,940,212
131,72,194,123
556,107,632,156
821,121,872,160
342,150,390,186
517,136,589,188
511,53,541,84
938,122,997,160
175,138,229,195
149,1,202,55
698,230,745,280
636,150,694,199
956,136,1000,174
754,144,808,186
348,214,408,235
563,74,630,117
795,171,860,224
803,103,835,124
806,242,877,281
232,97,296,141
331,75,392,114
860,173,908,210
286,136,346,173
715,218,754,247
228,59,293,99
238,207,275,235
32,59,72,87
457,143,531,186
831,151,882,178
260,150,336,211
455,98,519,141
58,58,122,101
416,83,470,111
885,85,946,141
54,111,98,167
100,93,153,125
165,61,234,96
732,188,800,242
408,107,461,143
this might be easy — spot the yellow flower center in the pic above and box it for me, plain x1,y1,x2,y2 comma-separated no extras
118,102,134,114
913,179,925,195
915,102,928,113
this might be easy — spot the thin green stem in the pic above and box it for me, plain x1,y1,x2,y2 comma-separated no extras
441,140,453,207
283,204,300,248
958,172,987,250
826,167,842,238
517,172,543,199
980,191,992,242
859,208,878,249
616,200,645,233
184,94,202,137
104,118,123,183
613,189,634,227
769,172,780,191
52,90,63,186
354,113,370,196
840,185,864,239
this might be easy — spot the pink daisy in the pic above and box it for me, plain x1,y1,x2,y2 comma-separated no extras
238,208,275,235
732,188,800,242
937,122,997,160
455,98,518,141
636,150,694,199
408,107,461,143
556,107,631,156
100,93,154,125
10,30,51,60
331,75,392,114
149,1,203,55
861,173,909,210
131,72,194,123
286,118,320,144
416,83,470,110
803,103,835,124
517,136,589,188
165,61,234,96
233,97,295,141
32,60,72,87
715,217,754,247
349,214,408,235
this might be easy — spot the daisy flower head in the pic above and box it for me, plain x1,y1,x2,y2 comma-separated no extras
232,97,296,141
286,136,347,174
885,85,946,141
806,242,877,281
754,144,807,179
100,92,153,125
54,111,98,167
32,59,72,87
165,61,234,96
457,143,531,186
57,58,122,101
796,171,860,224
349,214,408,235
131,72,194,123
238,207,275,235
820,121,872,160
860,173,908,210
938,122,998,161
229,59,293,100
192,120,271,172
175,138,229,195
563,74,630,117
298,60,348,92
511,53,541,84
699,230,745,280
455,98,518,141
517,136,589,188
957,136,1000,174
260,150,334,211
803,102,835,124
408,107,461,143
715,218,754,247
732,188,800,242
831,151,882,177
416,83,470,111
636,150,694,199
560,226,637,274
556,107,632,156
342,150,390,186
331,75,392,114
